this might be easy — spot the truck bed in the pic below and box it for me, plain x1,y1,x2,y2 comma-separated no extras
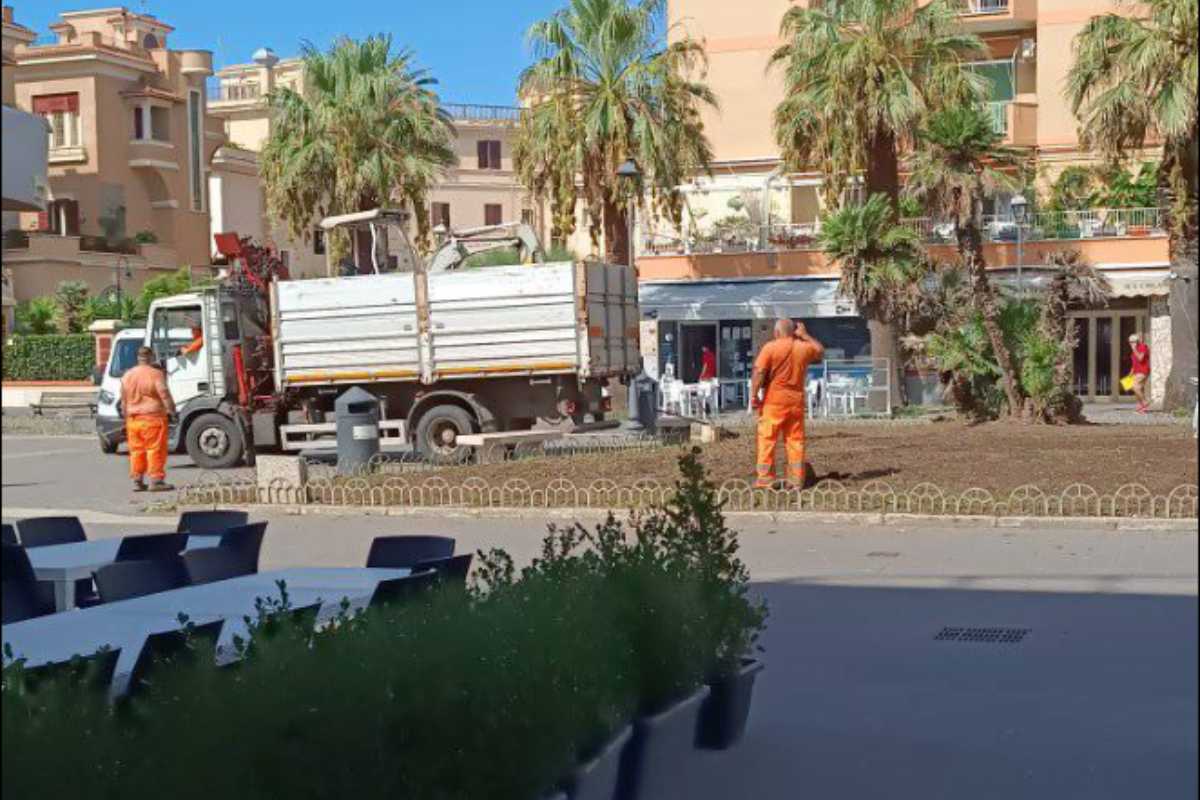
272,261,638,388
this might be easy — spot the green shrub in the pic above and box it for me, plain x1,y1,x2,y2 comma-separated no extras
2,454,767,799
13,298,58,335
1,334,94,380
54,281,90,334
133,230,159,244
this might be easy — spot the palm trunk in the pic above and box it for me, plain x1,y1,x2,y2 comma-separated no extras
864,128,906,409
1162,135,1199,411
603,196,630,267
958,202,1024,418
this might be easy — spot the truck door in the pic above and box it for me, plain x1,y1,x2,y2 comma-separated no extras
149,303,208,407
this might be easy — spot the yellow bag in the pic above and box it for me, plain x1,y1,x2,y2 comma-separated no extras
1120,374,1136,392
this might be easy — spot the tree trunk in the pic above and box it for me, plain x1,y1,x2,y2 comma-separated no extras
1162,135,1200,410
866,316,904,411
959,208,1024,418
865,127,905,409
865,128,900,213
603,196,630,267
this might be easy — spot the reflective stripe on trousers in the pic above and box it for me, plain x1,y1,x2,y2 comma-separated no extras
755,403,807,487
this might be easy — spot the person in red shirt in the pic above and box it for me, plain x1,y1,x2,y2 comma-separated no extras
699,345,717,381
1129,333,1151,412
749,319,824,488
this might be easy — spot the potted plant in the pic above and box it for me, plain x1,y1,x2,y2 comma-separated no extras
617,686,711,800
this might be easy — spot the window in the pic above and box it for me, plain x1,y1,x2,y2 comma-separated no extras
133,108,144,140
521,208,535,226
150,305,202,363
221,304,241,341
187,90,204,211
313,229,326,255
484,204,503,226
477,139,502,170
150,107,170,141
969,60,1016,102
430,202,451,229
108,337,141,378
33,94,81,150
279,250,291,268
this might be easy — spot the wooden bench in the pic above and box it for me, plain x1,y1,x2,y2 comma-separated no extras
456,430,564,464
30,391,98,417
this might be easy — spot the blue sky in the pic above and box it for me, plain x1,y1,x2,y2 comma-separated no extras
23,1,566,105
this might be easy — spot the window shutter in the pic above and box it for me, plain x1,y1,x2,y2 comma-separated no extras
477,140,488,169
32,93,79,114
489,140,501,170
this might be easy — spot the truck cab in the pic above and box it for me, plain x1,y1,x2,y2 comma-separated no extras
143,288,265,469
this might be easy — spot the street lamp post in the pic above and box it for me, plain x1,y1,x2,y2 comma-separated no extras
114,256,132,311
616,158,642,274
1011,193,1028,296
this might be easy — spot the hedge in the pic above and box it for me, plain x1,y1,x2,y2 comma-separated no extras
1,334,94,381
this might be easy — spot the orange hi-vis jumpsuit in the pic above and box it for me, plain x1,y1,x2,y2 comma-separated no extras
120,363,176,482
753,338,823,488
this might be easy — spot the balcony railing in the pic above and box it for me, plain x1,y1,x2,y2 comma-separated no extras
641,208,1167,256
443,103,522,122
906,208,1167,245
958,0,1010,14
209,81,263,103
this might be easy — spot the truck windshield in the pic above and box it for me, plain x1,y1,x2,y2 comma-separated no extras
108,338,142,378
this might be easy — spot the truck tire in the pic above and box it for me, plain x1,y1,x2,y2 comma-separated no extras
414,404,475,464
186,412,245,470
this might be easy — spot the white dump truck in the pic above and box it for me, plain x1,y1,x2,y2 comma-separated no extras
138,210,640,468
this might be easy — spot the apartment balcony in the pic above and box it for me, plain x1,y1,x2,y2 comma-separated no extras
443,103,522,124
637,208,1171,282
954,0,1036,31
127,138,179,173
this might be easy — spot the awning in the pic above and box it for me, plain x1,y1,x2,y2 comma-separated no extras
998,266,1171,298
639,278,856,321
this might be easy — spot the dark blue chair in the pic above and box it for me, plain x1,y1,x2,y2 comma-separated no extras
415,553,474,588
125,620,224,697
369,570,439,608
116,533,189,562
93,558,187,604
15,516,87,548
216,522,267,574
181,548,251,586
2,544,53,624
365,536,455,569
176,510,250,535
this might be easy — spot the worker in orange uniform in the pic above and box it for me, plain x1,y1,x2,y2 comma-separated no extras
120,346,177,492
749,319,824,489
179,324,203,357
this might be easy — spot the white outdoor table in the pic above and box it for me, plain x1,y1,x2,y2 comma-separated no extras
1,567,410,697
26,534,222,611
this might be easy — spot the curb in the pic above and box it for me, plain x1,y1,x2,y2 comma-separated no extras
170,502,1199,532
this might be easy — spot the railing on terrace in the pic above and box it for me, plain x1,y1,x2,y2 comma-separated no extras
904,208,1166,246
641,208,1166,257
443,103,522,122
208,80,262,103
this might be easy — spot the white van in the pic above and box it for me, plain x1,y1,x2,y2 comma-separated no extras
95,328,145,453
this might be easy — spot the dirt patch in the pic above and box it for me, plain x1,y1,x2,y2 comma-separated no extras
421,421,1197,497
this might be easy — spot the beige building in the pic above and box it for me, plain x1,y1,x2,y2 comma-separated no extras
208,50,534,278
634,0,1174,407
2,6,224,303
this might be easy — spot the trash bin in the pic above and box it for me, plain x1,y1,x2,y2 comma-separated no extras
335,386,380,475
627,371,659,433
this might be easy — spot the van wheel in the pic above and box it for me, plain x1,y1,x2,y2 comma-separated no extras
186,413,244,470
415,405,475,464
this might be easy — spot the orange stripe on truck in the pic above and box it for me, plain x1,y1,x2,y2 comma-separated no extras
438,362,576,376
286,369,418,384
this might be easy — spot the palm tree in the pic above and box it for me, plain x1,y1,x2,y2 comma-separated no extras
1066,0,1198,409
905,105,1027,416
260,35,456,273
819,194,925,410
514,0,716,266
770,0,985,405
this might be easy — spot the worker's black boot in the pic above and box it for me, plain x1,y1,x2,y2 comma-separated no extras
132,478,147,492
148,480,175,492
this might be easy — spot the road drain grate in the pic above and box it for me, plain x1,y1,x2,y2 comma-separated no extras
866,551,901,558
934,627,1030,644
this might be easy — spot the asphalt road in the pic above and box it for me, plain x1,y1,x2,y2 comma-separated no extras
3,434,1197,799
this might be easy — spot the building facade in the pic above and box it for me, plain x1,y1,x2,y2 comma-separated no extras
2,6,225,304
636,0,1172,407
208,50,535,278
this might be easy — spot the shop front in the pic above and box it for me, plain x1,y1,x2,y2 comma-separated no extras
638,277,870,410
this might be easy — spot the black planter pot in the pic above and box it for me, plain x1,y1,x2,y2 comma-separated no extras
616,686,711,800
566,724,633,800
697,658,765,750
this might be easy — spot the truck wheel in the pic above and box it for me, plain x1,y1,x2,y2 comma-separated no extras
186,413,245,470
98,434,118,454
415,405,475,464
